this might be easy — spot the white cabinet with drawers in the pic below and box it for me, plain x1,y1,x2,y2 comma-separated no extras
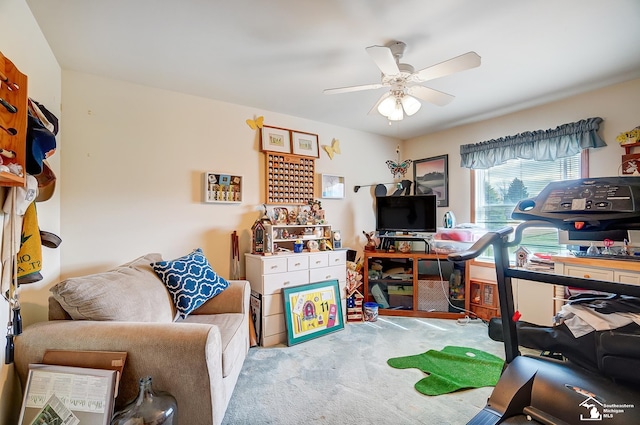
553,256,640,305
553,256,640,287
245,250,347,346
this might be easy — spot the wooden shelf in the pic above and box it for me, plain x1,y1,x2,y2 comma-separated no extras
363,250,466,320
0,51,27,187
622,141,640,155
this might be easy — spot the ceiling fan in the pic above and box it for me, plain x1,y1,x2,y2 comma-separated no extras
323,41,481,121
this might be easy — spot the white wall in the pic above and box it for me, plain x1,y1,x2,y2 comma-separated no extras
60,71,399,280
404,78,640,224
0,0,61,422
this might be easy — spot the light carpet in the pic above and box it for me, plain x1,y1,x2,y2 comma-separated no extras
222,316,507,425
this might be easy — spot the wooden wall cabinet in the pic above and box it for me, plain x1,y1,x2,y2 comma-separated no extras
0,51,28,187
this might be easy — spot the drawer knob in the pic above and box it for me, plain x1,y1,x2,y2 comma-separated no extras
294,262,301,267
325,275,331,279
315,261,321,264
584,274,590,278
283,281,291,286
270,265,279,270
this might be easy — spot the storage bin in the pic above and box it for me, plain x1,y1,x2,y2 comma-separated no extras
417,280,449,312
430,239,473,254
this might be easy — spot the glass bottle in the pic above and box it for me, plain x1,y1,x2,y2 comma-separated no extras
586,242,599,256
111,376,177,425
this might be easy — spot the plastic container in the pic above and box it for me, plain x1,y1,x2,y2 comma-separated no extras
430,239,474,254
363,302,379,322
293,240,303,253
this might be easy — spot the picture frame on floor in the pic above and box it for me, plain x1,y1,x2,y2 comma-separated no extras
282,279,344,346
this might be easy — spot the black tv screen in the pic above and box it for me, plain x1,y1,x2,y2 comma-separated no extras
376,195,437,233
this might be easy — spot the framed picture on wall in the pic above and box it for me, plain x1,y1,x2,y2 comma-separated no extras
291,131,319,158
321,174,345,199
282,279,344,346
204,172,242,203
260,126,291,154
413,154,449,207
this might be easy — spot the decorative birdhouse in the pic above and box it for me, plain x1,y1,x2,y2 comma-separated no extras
251,205,273,255
515,246,531,267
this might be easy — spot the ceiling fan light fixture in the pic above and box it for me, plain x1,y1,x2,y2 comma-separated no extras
387,102,404,121
377,95,396,117
401,94,421,116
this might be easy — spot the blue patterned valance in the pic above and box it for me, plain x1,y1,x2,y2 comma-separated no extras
459,117,606,169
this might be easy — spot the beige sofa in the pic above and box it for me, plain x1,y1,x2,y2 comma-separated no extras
14,253,250,425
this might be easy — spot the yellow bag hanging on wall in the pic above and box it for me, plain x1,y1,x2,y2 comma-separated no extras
17,202,43,284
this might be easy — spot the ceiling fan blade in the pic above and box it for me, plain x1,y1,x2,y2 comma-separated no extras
323,83,385,95
407,85,455,107
414,51,481,82
366,45,400,77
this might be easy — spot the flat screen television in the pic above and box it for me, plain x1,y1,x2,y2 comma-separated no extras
376,195,437,233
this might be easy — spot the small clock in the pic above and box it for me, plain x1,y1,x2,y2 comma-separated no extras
307,240,319,251
332,230,342,249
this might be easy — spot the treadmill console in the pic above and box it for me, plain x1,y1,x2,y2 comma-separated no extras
512,176,640,231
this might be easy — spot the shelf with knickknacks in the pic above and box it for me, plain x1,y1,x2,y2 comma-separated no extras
618,126,640,175
250,201,333,255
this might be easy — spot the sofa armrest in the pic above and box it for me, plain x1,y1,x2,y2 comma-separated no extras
15,320,225,425
191,280,250,315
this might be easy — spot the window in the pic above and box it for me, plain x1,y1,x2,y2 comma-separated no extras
472,152,585,258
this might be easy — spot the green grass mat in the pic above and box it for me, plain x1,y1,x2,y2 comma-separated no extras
387,345,504,396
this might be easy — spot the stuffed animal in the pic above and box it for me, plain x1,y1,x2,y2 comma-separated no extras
345,260,363,296
368,261,383,280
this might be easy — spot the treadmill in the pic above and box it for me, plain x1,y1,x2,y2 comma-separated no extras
449,177,640,425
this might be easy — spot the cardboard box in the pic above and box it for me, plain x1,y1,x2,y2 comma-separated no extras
388,285,413,308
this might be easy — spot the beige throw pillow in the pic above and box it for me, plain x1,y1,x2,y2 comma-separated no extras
50,253,175,322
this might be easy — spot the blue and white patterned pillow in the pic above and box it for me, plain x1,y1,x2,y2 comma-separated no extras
151,248,229,319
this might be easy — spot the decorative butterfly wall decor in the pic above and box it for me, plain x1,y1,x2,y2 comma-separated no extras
386,159,412,178
386,145,412,178
322,138,341,160
246,116,264,130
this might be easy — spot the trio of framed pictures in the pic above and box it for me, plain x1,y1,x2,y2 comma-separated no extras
261,125,319,158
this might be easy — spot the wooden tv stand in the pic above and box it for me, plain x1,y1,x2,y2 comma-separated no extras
363,250,467,319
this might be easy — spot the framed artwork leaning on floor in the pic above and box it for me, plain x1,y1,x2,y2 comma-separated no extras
282,279,344,346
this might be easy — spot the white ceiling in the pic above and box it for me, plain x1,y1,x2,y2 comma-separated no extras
26,0,640,140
